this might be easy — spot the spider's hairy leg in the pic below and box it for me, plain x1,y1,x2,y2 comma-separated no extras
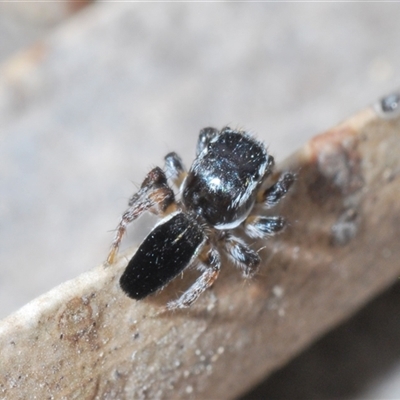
224,234,261,278
166,246,221,310
244,215,286,239
164,152,187,189
257,171,295,207
107,167,177,265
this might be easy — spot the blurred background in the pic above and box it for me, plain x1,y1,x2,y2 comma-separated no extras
1,3,400,398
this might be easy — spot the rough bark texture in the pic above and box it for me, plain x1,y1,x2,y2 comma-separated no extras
1,105,400,399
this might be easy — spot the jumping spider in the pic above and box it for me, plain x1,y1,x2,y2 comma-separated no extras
107,127,294,310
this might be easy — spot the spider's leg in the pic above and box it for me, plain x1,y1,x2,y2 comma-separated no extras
167,246,221,310
257,171,295,207
164,152,187,189
224,234,261,278
107,167,176,264
196,127,220,156
244,215,286,239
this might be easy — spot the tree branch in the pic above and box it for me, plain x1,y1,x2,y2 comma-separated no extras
1,105,400,399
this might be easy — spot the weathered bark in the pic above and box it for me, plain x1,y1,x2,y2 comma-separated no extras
1,103,400,399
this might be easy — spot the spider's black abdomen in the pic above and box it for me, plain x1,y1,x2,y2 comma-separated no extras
182,129,270,229
119,212,205,299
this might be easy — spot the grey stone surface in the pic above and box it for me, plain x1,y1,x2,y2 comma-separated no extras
1,3,400,399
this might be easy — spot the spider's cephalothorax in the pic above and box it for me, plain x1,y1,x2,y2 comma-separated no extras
107,127,294,310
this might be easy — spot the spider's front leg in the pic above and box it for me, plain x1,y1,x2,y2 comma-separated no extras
107,167,176,264
258,171,295,207
167,246,221,310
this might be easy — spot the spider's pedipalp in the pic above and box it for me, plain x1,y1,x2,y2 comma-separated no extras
164,152,187,189
196,127,220,156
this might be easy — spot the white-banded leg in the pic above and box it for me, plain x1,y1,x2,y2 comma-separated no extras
107,167,176,264
167,246,221,310
258,172,295,207
224,235,261,278
244,215,286,239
